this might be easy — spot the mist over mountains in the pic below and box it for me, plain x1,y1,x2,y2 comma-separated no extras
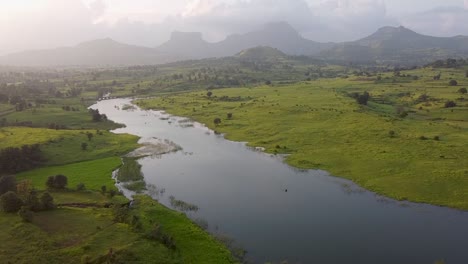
1,21,467,67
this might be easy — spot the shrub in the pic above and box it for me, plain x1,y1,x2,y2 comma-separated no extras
457,87,467,94
76,183,86,191
40,192,55,210
18,206,34,222
0,175,16,196
444,101,457,108
449,80,458,86
0,191,23,213
46,175,68,189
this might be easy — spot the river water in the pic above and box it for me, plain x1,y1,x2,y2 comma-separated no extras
93,98,468,264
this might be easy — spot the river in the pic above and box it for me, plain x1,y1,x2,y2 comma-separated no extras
93,98,468,264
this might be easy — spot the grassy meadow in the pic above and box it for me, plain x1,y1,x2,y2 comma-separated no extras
137,67,468,209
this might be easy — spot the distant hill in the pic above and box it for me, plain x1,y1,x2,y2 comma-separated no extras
1,23,468,66
236,46,287,60
0,38,182,66
320,26,468,64
155,22,331,59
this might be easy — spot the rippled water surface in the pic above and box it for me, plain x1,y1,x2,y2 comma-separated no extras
93,99,468,264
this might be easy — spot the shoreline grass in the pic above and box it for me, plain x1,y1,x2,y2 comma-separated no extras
137,68,468,210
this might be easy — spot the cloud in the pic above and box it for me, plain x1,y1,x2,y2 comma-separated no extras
400,6,468,37
89,0,107,21
305,0,397,41
179,0,319,38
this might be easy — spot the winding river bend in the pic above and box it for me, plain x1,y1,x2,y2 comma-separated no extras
93,99,468,264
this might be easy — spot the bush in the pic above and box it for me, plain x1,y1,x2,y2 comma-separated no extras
40,192,55,210
449,80,458,86
76,183,86,191
18,206,34,222
46,175,68,189
457,87,467,94
24,190,41,211
444,101,457,108
0,175,16,196
0,191,23,213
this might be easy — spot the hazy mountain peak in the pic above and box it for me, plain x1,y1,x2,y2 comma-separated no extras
261,21,299,36
76,38,121,47
236,46,287,60
169,31,205,43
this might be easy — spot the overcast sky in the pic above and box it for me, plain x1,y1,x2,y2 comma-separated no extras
0,0,467,54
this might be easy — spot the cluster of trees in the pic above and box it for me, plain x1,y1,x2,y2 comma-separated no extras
89,109,107,122
0,176,55,222
46,175,68,189
349,92,370,105
427,58,468,68
0,144,44,174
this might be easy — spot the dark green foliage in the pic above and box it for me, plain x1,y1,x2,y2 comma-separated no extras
434,136,440,141
227,113,233,119
0,191,23,213
214,117,222,126
86,132,93,141
388,130,396,138
24,190,41,211
112,204,129,223
18,206,34,222
444,101,457,108
265,80,272,85
350,91,370,105
147,224,176,250
81,142,88,150
206,91,213,97
449,80,458,86
0,144,43,174
0,175,16,195
109,189,117,198
45,175,68,189
101,185,107,194
76,183,86,191
457,87,467,94
40,192,55,210
89,109,107,122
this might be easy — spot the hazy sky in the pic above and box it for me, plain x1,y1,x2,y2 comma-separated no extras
1,0,468,54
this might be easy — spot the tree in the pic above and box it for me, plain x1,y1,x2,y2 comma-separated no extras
0,175,16,196
356,92,370,105
0,191,23,213
214,118,222,126
54,175,68,189
46,175,68,189
457,87,467,94
24,190,41,211
18,206,34,222
444,101,457,108
227,113,233,119
206,91,213,97
81,142,88,150
76,183,86,191
40,192,55,210
449,80,458,86
87,132,93,141
101,185,107,194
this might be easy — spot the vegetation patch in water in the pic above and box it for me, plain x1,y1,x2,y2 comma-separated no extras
169,195,199,212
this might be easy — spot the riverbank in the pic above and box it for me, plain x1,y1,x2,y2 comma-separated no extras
136,67,468,210
0,97,238,263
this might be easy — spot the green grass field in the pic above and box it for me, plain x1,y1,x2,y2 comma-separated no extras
137,67,468,209
0,193,237,264
0,127,139,166
16,157,122,191
3,104,121,130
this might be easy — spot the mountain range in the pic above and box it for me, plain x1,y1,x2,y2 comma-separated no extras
1,22,467,66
